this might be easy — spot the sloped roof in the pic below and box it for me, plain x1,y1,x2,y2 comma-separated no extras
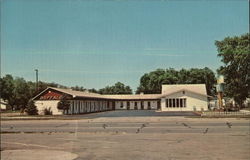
33,84,208,101
32,87,106,100
103,94,162,100
33,87,162,100
161,84,207,96
49,87,104,98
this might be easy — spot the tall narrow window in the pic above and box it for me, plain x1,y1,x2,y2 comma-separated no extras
78,101,80,113
166,99,168,107
169,99,172,107
183,99,186,107
180,99,183,107
173,99,176,107
177,99,179,107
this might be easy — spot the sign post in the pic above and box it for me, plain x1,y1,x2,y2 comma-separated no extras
216,75,225,110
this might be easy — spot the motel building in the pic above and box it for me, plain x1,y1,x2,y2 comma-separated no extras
33,84,209,115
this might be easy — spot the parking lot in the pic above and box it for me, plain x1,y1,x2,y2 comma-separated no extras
1,110,250,160
81,110,198,118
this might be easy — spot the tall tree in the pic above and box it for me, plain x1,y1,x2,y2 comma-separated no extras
215,33,250,108
0,75,15,109
0,74,70,111
136,68,216,95
13,77,32,110
99,82,132,94
71,85,86,91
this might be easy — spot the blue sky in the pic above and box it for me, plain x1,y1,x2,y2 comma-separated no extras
1,0,249,91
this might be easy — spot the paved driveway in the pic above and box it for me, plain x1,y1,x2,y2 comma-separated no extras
84,110,198,118
1,116,249,160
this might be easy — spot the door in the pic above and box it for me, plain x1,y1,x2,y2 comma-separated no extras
141,101,144,110
157,101,161,110
112,101,115,110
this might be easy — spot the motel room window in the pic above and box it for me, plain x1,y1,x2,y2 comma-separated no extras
165,99,168,107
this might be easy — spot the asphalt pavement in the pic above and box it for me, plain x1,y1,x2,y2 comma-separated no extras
1,110,250,160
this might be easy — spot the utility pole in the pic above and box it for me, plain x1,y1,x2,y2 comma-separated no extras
35,69,38,91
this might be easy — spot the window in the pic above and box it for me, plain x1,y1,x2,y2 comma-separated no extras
78,101,81,113
148,102,151,107
183,91,185,94
183,99,186,107
127,101,130,110
180,99,183,107
169,99,172,107
166,98,186,108
134,102,138,110
120,102,123,108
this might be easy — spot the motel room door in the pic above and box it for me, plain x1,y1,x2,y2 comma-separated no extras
112,101,115,110
157,101,161,110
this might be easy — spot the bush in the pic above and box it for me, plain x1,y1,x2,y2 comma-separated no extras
43,107,53,115
57,98,70,111
25,100,38,115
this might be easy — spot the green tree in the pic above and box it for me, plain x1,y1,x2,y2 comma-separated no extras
71,85,86,91
57,95,71,114
88,88,99,93
13,77,33,110
99,82,132,94
25,100,38,115
0,75,15,109
215,33,250,108
136,68,216,95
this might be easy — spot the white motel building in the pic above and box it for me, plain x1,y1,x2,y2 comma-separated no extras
33,84,209,115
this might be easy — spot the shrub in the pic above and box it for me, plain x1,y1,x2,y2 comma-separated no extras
25,100,38,115
43,107,53,115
